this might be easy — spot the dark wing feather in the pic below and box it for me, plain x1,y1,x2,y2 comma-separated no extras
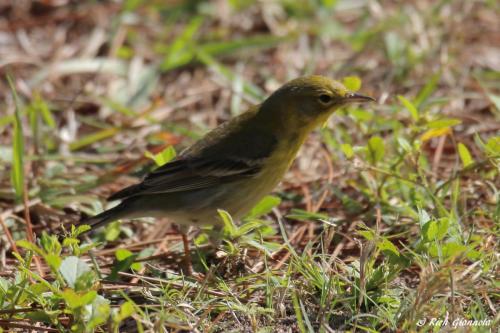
108,107,277,201
107,157,262,201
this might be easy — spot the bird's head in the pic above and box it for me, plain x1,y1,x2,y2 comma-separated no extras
261,75,375,131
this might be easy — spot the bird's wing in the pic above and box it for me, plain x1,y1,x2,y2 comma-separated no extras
108,107,277,201
107,157,262,201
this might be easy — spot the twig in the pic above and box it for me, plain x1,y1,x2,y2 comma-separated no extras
0,215,19,254
22,182,44,278
0,320,59,332
431,135,446,178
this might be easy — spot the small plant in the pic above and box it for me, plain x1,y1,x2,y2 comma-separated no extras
0,225,142,332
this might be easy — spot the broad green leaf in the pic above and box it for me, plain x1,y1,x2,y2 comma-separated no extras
109,252,140,281
485,136,500,155
87,295,111,328
62,289,96,309
420,127,451,142
45,254,62,271
342,76,361,92
61,289,82,308
28,283,49,296
422,217,449,241
442,242,467,258
73,269,97,292
426,220,438,240
246,195,281,219
73,224,91,236
244,239,277,256
40,232,61,254
367,136,385,164
115,248,133,261
62,238,79,247
435,218,449,240
236,220,267,237
218,209,237,237
358,230,375,241
398,95,419,121
105,221,121,241
341,143,354,158
59,256,92,288
378,238,399,256
145,146,176,166
457,143,473,167
115,248,141,271
80,290,98,305
426,118,461,129
16,240,44,256
115,301,135,322
466,249,482,260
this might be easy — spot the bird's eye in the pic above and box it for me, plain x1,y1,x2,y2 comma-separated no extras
318,94,332,104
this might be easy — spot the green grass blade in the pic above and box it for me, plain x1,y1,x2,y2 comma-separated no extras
7,75,25,200
69,127,120,151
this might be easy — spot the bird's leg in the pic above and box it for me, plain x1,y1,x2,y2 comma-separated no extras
176,224,193,276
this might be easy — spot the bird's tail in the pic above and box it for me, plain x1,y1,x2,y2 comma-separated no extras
79,202,130,232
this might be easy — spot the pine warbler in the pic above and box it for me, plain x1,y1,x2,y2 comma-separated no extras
84,75,374,231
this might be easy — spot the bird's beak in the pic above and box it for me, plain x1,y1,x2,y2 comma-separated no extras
343,92,376,103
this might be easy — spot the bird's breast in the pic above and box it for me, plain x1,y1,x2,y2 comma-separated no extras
166,133,307,225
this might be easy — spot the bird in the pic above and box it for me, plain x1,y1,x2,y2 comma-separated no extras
81,75,374,272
